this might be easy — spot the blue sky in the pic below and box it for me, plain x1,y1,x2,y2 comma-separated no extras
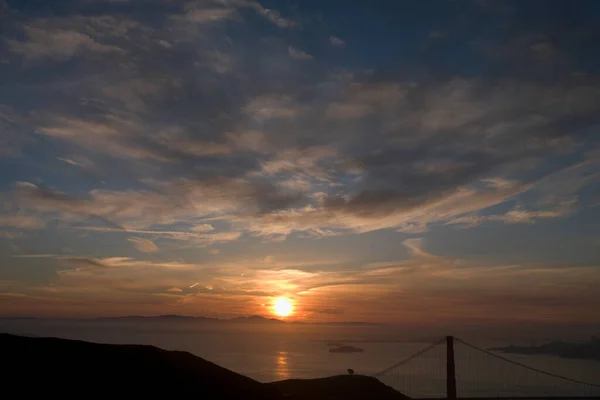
0,0,599,326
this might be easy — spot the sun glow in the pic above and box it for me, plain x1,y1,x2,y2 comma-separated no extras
273,297,293,317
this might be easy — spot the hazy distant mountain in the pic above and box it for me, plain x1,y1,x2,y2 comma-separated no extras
491,337,600,361
95,314,219,322
93,314,283,323
91,314,382,325
2,334,409,399
230,315,285,323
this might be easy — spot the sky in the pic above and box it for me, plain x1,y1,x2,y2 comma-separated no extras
0,0,600,327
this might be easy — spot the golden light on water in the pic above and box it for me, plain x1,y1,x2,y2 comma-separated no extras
272,297,293,317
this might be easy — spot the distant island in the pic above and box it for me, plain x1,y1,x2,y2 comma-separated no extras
491,337,600,361
1,333,406,399
329,345,364,353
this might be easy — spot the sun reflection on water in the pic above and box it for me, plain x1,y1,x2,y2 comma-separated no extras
275,351,290,380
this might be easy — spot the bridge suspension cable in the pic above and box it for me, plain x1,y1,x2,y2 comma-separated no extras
454,337,600,390
372,337,446,378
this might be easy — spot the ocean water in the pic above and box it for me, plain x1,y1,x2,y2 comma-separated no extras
1,319,598,398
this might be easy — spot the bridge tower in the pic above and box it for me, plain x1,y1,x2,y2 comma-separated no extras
446,336,457,400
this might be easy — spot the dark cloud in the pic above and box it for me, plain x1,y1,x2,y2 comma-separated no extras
13,175,307,232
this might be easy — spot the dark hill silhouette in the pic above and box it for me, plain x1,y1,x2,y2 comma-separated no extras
271,375,410,400
1,334,410,399
1,333,281,399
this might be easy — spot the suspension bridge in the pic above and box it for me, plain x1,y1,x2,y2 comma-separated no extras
372,336,600,399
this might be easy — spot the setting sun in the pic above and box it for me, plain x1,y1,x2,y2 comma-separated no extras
273,297,293,317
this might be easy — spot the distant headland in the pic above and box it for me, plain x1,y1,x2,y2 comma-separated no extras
491,337,600,361
329,345,365,353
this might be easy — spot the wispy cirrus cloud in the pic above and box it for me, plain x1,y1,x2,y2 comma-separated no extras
0,231,27,239
0,215,45,229
8,26,123,60
127,237,159,253
329,36,345,47
56,156,94,169
183,8,237,24
13,178,303,228
172,0,296,28
288,46,313,60
240,0,296,28
14,253,199,270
